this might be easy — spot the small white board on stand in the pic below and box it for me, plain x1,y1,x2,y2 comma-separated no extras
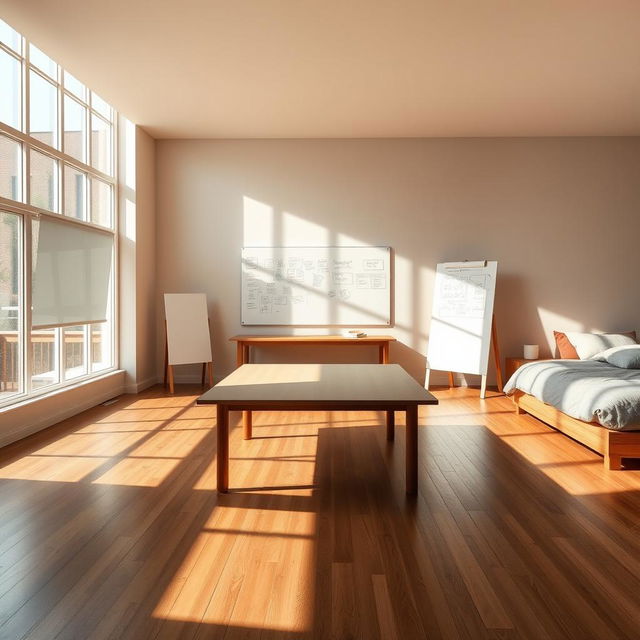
425,261,503,398
164,293,213,393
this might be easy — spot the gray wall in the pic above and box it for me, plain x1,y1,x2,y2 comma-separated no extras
155,137,640,385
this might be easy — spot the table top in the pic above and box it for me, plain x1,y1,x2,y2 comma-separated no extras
229,334,396,343
197,364,437,407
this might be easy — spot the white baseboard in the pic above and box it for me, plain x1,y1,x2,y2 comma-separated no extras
123,375,160,394
0,371,125,449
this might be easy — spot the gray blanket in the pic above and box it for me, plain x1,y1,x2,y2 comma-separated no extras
503,359,640,431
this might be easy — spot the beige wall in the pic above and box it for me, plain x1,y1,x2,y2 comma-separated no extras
135,127,158,387
155,137,640,385
119,121,157,393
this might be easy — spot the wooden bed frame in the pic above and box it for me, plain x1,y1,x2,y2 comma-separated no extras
512,390,640,470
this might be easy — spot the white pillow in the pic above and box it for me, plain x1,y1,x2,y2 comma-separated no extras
565,331,636,360
590,345,640,369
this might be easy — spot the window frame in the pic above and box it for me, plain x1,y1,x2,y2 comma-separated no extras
0,25,118,410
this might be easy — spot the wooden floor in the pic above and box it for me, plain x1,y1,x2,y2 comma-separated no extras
1,386,640,639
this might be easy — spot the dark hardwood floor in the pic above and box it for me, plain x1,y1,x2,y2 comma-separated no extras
1,385,639,639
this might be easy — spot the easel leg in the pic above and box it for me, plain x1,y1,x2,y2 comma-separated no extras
491,314,504,392
480,375,487,399
201,363,206,386
168,365,174,394
163,328,168,387
207,361,214,387
425,368,431,390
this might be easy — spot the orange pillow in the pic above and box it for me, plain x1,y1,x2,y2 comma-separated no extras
554,330,637,359
554,331,579,359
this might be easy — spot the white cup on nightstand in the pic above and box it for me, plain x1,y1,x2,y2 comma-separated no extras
523,344,539,360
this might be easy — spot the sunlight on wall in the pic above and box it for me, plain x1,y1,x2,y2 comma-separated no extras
124,119,136,190
537,307,584,353
283,211,329,245
243,196,274,246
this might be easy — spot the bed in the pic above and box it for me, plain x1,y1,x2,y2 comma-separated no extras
504,359,640,469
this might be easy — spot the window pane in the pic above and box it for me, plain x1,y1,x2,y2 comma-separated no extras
91,114,111,175
29,43,57,79
0,48,21,130
90,178,112,228
64,165,86,220
29,71,58,148
63,325,86,380
91,92,111,121
64,95,87,162
0,211,22,401
0,135,22,201
0,19,21,53
91,322,111,372
64,71,85,101
31,327,59,390
30,149,58,212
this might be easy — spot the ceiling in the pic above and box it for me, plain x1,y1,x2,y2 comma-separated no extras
2,1,640,139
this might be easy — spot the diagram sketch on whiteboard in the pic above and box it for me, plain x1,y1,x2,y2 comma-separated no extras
241,246,391,326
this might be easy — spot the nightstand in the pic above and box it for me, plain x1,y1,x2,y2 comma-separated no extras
505,356,545,380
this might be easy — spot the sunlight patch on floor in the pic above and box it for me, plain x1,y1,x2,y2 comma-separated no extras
0,455,109,482
32,431,148,457
152,505,316,633
92,457,181,487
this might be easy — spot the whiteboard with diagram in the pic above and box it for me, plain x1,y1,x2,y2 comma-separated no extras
426,260,497,377
241,246,391,326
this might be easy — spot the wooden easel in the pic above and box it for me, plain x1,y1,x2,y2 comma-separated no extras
163,319,214,394
427,314,504,399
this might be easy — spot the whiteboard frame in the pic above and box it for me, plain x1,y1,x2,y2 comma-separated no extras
240,246,393,327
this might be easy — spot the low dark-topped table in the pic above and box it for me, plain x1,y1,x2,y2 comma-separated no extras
196,363,438,495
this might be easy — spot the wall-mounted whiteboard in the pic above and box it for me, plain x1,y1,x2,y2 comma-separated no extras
426,261,497,376
164,293,212,365
241,246,391,326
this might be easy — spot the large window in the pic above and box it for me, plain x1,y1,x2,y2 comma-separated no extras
0,18,116,407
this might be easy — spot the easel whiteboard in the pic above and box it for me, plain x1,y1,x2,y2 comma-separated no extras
426,261,497,377
241,246,391,326
164,293,212,365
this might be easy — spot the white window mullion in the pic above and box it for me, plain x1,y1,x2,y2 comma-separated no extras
23,213,33,395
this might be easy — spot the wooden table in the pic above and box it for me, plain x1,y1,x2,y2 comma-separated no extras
230,334,396,366
197,363,438,495
230,334,397,437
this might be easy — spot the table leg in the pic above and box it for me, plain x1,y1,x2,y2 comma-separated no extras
243,410,253,440
236,342,245,368
379,342,390,364
386,410,395,441
406,405,418,495
241,344,251,430
217,404,229,493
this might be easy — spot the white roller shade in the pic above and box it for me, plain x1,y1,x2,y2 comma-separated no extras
32,217,113,328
